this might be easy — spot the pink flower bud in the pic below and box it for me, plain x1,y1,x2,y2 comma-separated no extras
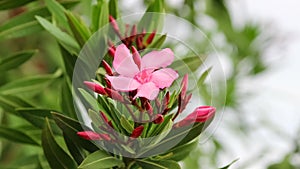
181,74,188,99
130,125,144,138
153,114,164,124
146,31,156,45
131,46,141,69
108,47,115,57
84,81,107,95
109,15,122,38
175,106,216,127
104,88,124,102
102,60,113,76
77,131,101,140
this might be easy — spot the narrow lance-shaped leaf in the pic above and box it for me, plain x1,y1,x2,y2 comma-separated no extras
60,78,77,119
0,0,36,10
0,50,36,71
0,126,39,145
0,94,33,116
109,0,119,19
65,11,91,47
42,118,77,169
51,112,98,152
35,16,80,54
170,55,206,76
78,150,124,169
63,132,86,165
44,0,70,30
91,0,109,32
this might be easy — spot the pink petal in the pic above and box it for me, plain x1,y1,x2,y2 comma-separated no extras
113,44,139,77
141,48,174,69
134,82,159,100
106,76,141,92
150,68,179,88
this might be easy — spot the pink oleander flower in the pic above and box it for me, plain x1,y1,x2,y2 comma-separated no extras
175,106,216,127
106,44,179,100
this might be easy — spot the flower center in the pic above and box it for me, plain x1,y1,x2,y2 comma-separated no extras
134,69,153,84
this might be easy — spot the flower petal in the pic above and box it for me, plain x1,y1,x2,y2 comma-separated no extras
113,44,139,77
141,48,174,69
150,68,179,88
106,76,141,92
134,82,159,100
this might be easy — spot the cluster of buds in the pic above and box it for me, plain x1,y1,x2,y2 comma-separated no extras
77,16,216,144
107,15,156,57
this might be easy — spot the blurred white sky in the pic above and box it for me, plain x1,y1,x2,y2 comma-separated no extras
216,0,300,168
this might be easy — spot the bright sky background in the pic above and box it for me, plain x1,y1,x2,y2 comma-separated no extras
216,0,300,168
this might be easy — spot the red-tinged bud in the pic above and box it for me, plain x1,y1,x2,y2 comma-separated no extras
146,31,156,45
153,114,164,124
108,40,116,50
145,101,153,111
131,46,141,69
77,131,101,140
181,74,188,99
100,111,109,123
136,35,144,50
175,106,216,127
104,78,112,88
84,81,107,95
102,60,113,76
104,88,124,102
131,25,137,38
108,47,115,57
125,24,130,37
164,91,170,107
130,125,144,138
99,133,111,141
109,15,122,38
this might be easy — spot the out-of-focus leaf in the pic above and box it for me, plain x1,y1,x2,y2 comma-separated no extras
44,0,69,29
66,11,91,47
138,0,164,32
17,108,61,135
170,55,206,75
136,159,180,169
219,159,238,169
59,44,77,79
109,0,119,19
36,16,80,54
197,67,212,86
63,132,86,165
42,118,77,169
78,150,124,169
0,126,39,145
0,50,36,71
51,112,98,152
78,88,99,111
146,34,166,50
91,0,109,32
0,70,62,96
0,94,33,116
0,0,36,10
0,1,79,40
120,116,134,133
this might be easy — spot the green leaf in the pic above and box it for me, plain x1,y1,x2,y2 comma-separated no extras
42,118,77,169
109,0,119,19
78,88,99,111
35,16,80,54
136,159,180,169
16,108,61,135
91,0,109,32
0,94,33,116
138,0,164,32
51,112,98,152
0,70,62,96
44,0,69,29
170,56,206,76
60,78,77,119
146,34,166,49
0,1,79,40
59,44,77,79
197,67,212,86
66,11,91,47
0,50,36,71
63,132,86,165
120,116,134,133
78,150,124,169
0,0,36,10
0,126,39,145
162,140,198,161
219,159,238,169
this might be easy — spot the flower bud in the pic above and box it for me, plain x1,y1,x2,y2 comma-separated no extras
109,15,122,38
131,46,141,69
181,74,188,99
146,31,156,45
102,60,113,76
84,81,106,95
175,106,216,127
130,125,144,138
104,88,124,102
153,114,164,124
77,131,101,140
